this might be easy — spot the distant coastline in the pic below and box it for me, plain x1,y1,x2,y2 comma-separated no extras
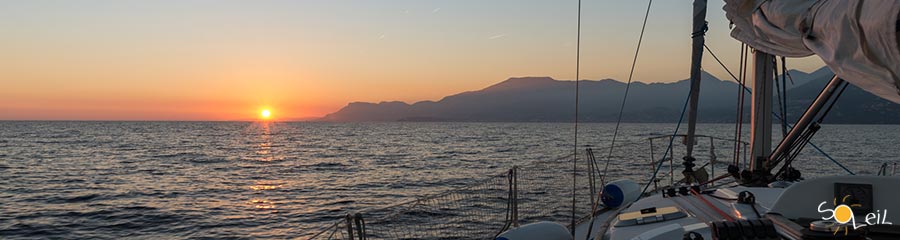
319,67,900,124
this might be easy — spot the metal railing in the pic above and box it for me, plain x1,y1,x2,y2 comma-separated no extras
308,152,602,240
646,134,748,191
307,136,749,239
877,162,898,176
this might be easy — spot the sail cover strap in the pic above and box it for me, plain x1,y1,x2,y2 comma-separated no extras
724,0,900,103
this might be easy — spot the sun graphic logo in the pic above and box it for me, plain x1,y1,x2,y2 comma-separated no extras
818,195,862,235
818,195,892,236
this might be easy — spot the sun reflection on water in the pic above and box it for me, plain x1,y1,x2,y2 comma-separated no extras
248,199,277,211
250,180,283,191
250,184,280,191
256,142,271,156
241,123,288,214
253,122,281,161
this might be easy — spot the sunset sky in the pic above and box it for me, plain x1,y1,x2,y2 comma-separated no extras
0,0,825,121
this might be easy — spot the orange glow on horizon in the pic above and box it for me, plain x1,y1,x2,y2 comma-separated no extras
0,1,831,121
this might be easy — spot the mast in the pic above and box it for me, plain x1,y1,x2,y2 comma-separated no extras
683,0,707,183
749,51,774,173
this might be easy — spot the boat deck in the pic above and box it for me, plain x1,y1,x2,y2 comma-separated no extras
572,176,900,240
575,186,784,240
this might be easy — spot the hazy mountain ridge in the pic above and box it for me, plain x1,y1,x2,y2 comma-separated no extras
321,67,900,123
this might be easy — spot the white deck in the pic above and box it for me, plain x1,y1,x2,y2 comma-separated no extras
573,186,782,240
566,176,900,240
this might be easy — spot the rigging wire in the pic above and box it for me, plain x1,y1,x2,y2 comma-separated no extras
587,1,653,238
732,44,748,166
732,45,743,166
780,57,790,136
774,60,785,136
773,81,850,178
601,0,654,188
570,0,581,235
638,91,691,199
739,44,749,167
772,57,790,137
702,43,747,166
703,44,854,175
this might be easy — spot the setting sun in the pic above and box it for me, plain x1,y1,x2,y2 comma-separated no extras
260,109,272,120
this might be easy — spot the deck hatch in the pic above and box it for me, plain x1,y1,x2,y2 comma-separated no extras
615,206,687,226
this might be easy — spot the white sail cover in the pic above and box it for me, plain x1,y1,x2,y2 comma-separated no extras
724,0,900,103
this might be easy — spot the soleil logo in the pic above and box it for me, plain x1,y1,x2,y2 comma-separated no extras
817,195,892,235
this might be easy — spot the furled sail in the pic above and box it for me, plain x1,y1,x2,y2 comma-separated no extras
724,0,900,103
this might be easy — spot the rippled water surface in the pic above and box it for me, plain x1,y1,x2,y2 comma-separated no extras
1,122,897,239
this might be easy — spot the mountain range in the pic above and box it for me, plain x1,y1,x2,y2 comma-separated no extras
319,67,900,124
